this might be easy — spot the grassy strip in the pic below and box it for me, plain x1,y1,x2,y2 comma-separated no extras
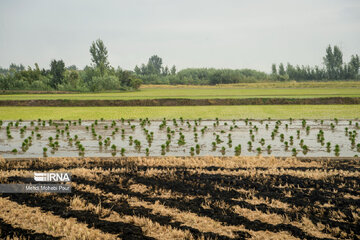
0,97,360,106
141,81,360,89
1,88,360,100
0,105,359,120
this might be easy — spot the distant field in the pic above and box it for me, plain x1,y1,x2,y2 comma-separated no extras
0,105,359,120
141,81,360,89
1,88,360,100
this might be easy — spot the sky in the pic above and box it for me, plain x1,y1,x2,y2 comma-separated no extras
0,0,359,73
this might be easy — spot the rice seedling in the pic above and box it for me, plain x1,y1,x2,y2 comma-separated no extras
178,133,186,145
284,141,289,151
334,144,340,156
302,145,309,155
234,144,241,156
251,134,255,141
271,131,275,140
196,144,200,154
111,144,116,151
190,147,195,156
212,141,216,151
267,145,272,154
247,141,252,150
326,142,331,152
280,133,284,142
220,146,226,155
302,119,306,128
256,147,262,155
134,139,141,151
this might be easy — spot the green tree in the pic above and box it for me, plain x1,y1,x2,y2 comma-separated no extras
323,45,335,79
286,63,296,79
134,65,141,75
162,66,169,76
140,64,147,75
147,55,163,75
50,59,65,88
323,45,343,79
115,68,132,87
278,63,286,76
66,65,77,70
65,70,79,88
349,54,360,79
333,46,343,79
130,78,142,89
170,65,176,75
89,39,109,76
271,64,277,75
9,63,25,72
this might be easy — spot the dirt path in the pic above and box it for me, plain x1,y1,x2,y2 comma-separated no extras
1,97,360,106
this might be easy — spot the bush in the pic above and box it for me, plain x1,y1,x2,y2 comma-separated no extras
89,75,120,91
130,78,142,90
29,80,52,91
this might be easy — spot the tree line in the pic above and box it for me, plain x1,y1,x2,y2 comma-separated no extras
133,44,359,85
133,56,270,85
0,39,142,92
1,42,359,91
271,45,360,81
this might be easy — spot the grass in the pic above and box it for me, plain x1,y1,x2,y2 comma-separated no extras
142,81,360,89
0,105,359,120
1,88,360,100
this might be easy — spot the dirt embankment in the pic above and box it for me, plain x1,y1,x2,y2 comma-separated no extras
0,97,360,106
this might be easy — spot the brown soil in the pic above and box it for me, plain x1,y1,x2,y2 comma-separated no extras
1,97,360,106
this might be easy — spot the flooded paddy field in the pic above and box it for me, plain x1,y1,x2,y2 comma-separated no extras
0,118,359,158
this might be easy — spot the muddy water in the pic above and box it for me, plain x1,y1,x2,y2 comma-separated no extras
0,119,359,158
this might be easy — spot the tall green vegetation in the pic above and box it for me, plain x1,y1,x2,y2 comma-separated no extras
0,39,142,92
89,39,110,77
135,55,270,85
49,60,65,88
273,45,359,81
136,45,358,85
1,44,359,90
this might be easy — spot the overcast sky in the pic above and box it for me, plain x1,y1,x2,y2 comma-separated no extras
0,0,359,72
